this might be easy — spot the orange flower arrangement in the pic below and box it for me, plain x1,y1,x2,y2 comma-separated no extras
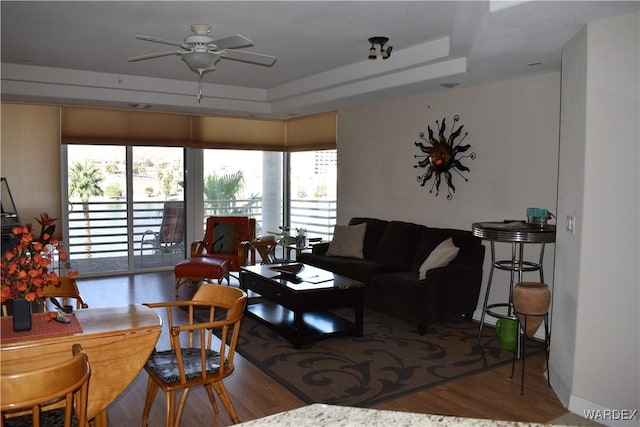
34,212,58,245
1,213,78,303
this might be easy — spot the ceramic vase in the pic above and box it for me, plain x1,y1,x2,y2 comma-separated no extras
12,298,32,332
513,282,550,338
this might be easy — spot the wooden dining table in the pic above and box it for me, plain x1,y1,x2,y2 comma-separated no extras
1,304,161,427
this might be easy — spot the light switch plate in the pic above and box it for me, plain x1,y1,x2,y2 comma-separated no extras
566,214,576,234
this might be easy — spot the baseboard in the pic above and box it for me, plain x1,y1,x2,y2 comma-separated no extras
548,361,570,407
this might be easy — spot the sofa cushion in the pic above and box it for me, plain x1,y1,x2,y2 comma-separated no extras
348,217,389,260
366,271,438,328
297,253,399,283
418,237,459,280
146,347,221,383
326,223,366,258
373,221,425,270
212,223,241,253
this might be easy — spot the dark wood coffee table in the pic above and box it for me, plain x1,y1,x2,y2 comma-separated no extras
239,263,365,348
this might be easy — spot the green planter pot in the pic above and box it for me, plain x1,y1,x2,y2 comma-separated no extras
495,318,518,351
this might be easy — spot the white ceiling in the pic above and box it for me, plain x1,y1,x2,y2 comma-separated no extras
1,1,638,118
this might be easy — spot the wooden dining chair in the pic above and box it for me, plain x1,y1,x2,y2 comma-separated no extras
1,276,87,317
1,343,91,427
42,276,89,311
142,285,248,427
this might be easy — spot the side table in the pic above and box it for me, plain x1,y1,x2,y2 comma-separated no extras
283,240,325,260
472,221,556,342
242,239,278,264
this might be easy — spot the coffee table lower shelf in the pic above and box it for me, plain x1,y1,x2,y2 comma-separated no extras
246,301,360,348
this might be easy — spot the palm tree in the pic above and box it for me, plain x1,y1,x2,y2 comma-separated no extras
69,162,104,257
204,171,246,215
161,171,174,199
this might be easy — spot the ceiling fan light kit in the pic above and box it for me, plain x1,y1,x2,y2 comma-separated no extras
129,23,276,103
368,36,392,60
182,51,220,74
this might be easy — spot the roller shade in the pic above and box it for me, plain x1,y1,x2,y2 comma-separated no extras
61,107,191,146
285,112,337,151
190,115,285,151
61,106,336,151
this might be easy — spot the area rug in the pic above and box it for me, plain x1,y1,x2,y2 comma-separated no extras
197,306,540,408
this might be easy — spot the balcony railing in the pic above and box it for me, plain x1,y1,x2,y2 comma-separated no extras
66,198,336,274
290,198,336,241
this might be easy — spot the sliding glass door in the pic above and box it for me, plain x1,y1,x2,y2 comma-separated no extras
64,145,185,275
133,146,185,269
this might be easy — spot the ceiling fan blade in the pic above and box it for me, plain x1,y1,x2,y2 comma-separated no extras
128,50,185,62
136,35,188,49
211,34,253,50
222,49,277,66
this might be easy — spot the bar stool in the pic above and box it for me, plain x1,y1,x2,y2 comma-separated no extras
471,222,556,342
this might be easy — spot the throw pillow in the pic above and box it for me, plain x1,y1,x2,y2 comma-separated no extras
418,237,459,280
326,223,367,258
212,223,239,254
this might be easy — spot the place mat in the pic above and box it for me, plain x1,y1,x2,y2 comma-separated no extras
1,313,83,343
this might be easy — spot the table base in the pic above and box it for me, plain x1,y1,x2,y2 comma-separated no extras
239,267,364,348
247,301,362,348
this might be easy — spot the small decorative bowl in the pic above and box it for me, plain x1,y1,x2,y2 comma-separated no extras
270,263,304,276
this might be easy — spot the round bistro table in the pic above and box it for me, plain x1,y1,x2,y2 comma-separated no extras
472,221,556,342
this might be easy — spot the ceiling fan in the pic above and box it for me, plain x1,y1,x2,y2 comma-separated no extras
128,24,277,102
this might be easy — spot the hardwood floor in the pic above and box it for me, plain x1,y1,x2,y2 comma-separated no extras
75,271,570,426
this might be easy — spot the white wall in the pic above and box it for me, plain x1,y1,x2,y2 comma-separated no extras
552,24,587,408
336,72,561,321
555,11,639,424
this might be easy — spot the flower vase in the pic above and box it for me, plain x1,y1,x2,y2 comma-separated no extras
12,298,32,332
513,282,550,338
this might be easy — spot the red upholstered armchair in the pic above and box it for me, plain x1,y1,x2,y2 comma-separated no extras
191,216,256,272
174,216,255,297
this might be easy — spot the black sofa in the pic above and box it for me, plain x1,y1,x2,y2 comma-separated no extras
298,217,485,334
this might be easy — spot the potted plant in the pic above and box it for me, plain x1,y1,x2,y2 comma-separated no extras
1,213,78,331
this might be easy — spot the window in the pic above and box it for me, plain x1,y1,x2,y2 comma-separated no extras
63,145,335,275
289,150,337,241
202,149,283,236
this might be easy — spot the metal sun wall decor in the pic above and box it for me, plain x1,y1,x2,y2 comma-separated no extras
413,114,475,200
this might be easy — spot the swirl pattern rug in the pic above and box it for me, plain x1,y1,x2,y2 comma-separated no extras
204,307,536,407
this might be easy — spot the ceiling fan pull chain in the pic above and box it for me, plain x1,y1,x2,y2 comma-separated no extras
197,72,203,103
